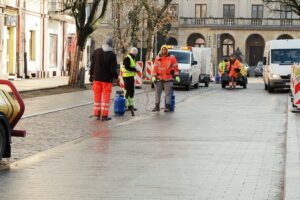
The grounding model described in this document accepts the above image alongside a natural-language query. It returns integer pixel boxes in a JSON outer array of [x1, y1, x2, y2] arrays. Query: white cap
[[129, 47, 138, 55]]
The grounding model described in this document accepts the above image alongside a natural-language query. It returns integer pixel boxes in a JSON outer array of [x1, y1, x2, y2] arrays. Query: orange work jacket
[[152, 54, 179, 81], [226, 59, 241, 78]]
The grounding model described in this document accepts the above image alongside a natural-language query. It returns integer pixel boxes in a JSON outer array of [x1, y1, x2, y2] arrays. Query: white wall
[[25, 14, 41, 72], [48, 20, 63, 71]]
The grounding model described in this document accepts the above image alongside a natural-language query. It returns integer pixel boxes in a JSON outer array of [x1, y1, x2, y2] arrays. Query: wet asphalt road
[[0, 78, 288, 200]]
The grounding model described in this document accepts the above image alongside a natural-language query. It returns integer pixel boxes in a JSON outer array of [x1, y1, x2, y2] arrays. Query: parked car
[[241, 63, 250, 77], [255, 61, 264, 77]]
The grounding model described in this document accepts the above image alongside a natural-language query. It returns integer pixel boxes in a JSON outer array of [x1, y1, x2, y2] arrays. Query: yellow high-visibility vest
[[121, 55, 136, 77]]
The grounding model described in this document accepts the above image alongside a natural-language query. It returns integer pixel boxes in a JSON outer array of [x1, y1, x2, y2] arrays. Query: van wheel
[[268, 83, 274, 93], [194, 82, 199, 89], [222, 82, 226, 89], [243, 83, 247, 89], [0, 123, 7, 160], [205, 81, 209, 87], [185, 84, 190, 91]]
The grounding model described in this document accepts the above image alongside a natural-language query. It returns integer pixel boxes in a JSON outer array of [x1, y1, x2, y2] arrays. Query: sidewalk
[[10, 74, 89, 92], [285, 102, 300, 199]]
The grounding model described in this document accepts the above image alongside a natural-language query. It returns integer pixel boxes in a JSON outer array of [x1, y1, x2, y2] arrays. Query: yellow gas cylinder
[[0, 90, 20, 124]]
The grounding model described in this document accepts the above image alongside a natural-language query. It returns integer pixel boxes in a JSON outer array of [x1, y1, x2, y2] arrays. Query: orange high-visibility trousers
[[93, 81, 112, 117]]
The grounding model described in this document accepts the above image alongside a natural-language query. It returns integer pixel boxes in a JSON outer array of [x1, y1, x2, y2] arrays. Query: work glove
[[89, 75, 94, 83], [175, 76, 180, 83], [152, 77, 157, 83]]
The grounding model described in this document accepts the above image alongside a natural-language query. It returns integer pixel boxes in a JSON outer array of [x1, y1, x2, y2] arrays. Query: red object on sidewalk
[[93, 81, 112, 117]]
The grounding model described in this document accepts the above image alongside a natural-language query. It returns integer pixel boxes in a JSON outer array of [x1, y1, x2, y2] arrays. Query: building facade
[[0, 0, 85, 79], [168, 0, 300, 66]]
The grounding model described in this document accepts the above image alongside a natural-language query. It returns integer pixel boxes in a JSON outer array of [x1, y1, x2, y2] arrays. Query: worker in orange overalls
[[89, 37, 119, 121], [152, 45, 180, 112], [226, 54, 241, 89]]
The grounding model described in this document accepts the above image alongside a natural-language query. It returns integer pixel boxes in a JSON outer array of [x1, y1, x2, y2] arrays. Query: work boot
[[164, 104, 171, 112], [127, 105, 137, 111], [152, 104, 160, 112], [102, 116, 112, 121]]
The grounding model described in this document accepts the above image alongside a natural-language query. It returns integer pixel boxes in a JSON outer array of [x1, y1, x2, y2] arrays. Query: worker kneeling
[[121, 47, 139, 111], [152, 45, 180, 112]]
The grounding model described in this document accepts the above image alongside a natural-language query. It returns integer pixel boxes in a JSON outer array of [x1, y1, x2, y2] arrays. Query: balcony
[[48, 2, 69, 15], [179, 17, 300, 30], [2, 0, 18, 8], [48, 1, 74, 23]]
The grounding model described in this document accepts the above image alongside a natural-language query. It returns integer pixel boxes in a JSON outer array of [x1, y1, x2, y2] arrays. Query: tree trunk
[[68, 45, 83, 85], [145, 27, 154, 62]]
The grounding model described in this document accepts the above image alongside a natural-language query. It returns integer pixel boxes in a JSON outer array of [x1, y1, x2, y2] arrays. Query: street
[[0, 78, 288, 200]]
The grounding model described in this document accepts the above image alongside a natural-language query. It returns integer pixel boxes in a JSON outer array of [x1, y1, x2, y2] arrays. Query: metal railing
[[180, 17, 300, 28], [48, 2, 70, 15], [2, 0, 18, 7]]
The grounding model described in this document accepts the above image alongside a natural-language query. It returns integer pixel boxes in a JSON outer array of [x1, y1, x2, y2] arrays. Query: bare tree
[[262, 0, 300, 16], [61, 0, 109, 85], [112, 0, 143, 58], [141, 0, 173, 61]]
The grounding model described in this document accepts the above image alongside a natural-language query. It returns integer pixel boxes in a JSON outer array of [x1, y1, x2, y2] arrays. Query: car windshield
[[169, 51, 191, 64], [271, 49, 300, 65]]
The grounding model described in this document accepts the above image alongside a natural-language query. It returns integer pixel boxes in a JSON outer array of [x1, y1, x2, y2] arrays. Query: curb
[[284, 96, 300, 199]]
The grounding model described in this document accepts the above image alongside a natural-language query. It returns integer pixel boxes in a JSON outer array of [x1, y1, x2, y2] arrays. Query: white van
[[263, 40, 300, 92], [169, 47, 201, 90]]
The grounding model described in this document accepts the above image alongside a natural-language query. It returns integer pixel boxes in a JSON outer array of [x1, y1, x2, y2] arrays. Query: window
[[281, 5, 292, 19], [195, 38, 205, 47], [29, 30, 36, 61], [169, 4, 179, 20], [252, 5, 263, 18], [195, 4, 207, 18], [223, 4, 235, 19], [271, 49, 300, 64], [49, 34, 58, 68], [169, 51, 191, 64], [222, 39, 234, 57]]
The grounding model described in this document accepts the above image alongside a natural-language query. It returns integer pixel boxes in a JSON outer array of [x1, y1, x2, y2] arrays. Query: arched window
[[277, 34, 293, 40], [222, 38, 234, 57], [187, 33, 206, 47], [195, 38, 205, 47]]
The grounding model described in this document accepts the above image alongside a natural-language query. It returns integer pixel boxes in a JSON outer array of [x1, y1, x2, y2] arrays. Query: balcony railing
[[48, 2, 70, 15], [2, 0, 18, 7], [180, 17, 300, 29]]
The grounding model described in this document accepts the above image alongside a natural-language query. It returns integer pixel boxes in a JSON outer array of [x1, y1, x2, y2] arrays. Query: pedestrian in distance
[[89, 37, 119, 121], [152, 45, 180, 112], [219, 59, 228, 75], [121, 47, 139, 112], [226, 54, 241, 89]]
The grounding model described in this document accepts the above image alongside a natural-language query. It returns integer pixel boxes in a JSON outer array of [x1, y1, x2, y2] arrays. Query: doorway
[[5, 27, 15, 75], [246, 34, 265, 66]]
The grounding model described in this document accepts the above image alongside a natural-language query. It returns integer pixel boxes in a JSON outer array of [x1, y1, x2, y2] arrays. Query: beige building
[[168, 0, 300, 66]]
